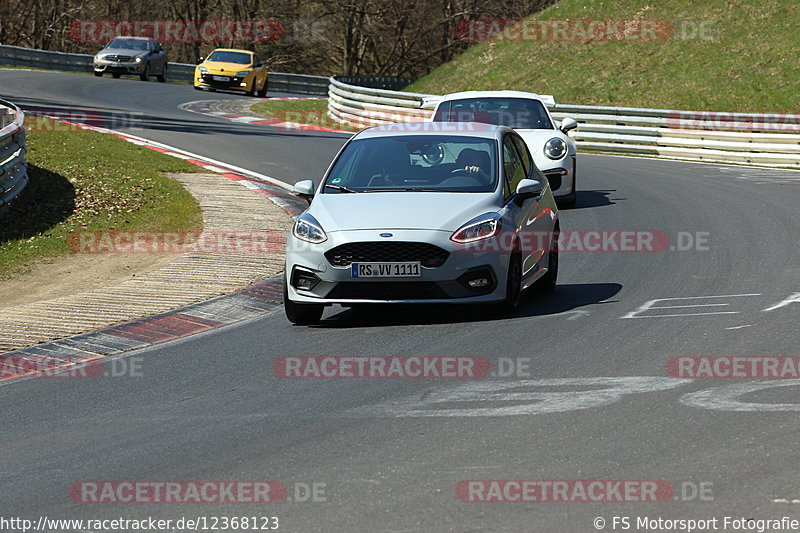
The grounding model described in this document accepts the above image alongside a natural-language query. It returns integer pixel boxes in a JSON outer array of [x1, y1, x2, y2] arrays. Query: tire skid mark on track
[[179, 98, 351, 134]]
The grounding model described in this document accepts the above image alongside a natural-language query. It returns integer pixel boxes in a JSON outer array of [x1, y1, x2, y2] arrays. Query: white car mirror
[[293, 180, 315, 202], [560, 117, 578, 133], [516, 178, 545, 200]]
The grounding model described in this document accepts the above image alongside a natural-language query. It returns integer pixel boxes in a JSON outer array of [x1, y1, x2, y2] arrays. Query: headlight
[[451, 213, 501, 244], [544, 138, 567, 160], [236, 70, 251, 77], [293, 214, 327, 244], [198, 66, 208, 74], [134, 56, 143, 63]]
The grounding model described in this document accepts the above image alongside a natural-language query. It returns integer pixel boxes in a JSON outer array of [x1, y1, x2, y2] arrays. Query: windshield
[[433, 97, 554, 130], [106, 39, 149, 51], [207, 51, 252, 64], [324, 135, 498, 193]]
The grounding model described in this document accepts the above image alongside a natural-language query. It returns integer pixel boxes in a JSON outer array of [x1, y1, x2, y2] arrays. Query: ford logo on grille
[[379, 233, 393, 238]]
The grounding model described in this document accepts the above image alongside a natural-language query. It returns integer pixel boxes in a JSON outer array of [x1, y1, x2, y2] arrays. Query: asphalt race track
[[2, 70, 800, 532]]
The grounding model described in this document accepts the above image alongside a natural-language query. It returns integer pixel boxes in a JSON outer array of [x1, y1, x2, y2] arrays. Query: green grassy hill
[[407, 0, 797, 112]]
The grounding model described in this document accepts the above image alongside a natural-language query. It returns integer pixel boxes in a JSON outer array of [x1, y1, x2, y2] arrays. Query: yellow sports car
[[194, 48, 268, 96]]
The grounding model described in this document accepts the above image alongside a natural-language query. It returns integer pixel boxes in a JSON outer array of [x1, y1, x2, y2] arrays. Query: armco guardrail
[[327, 78, 800, 168], [0, 44, 329, 95], [0, 99, 29, 211]]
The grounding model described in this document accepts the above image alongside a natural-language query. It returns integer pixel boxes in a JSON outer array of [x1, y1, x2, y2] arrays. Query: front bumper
[[285, 229, 512, 305], [542, 155, 576, 198], [93, 60, 144, 74], [194, 72, 253, 91]]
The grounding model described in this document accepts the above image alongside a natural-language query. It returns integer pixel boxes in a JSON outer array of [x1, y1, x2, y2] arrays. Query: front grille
[[325, 242, 449, 268], [104, 55, 132, 62], [327, 282, 448, 300]]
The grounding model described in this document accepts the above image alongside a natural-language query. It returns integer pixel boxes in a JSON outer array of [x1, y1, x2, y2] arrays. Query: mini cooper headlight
[[236, 70, 251, 77], [451, 213, 501, 244], [293, 214, 327, 244], [544, 137, 567, 160]]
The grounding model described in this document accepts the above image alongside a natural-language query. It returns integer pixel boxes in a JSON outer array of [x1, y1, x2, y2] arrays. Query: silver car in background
[[284, 122, 560, 325], [93, 36, 168, 82]]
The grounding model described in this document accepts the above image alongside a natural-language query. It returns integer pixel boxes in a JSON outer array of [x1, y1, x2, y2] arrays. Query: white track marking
[[621, 294, 761, 319], [345, 377, 692, 418], [764, 292, 800, 312], [681, 381, 800, 412]]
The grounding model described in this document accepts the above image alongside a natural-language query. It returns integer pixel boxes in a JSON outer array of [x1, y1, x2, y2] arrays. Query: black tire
[[495, 251, 522, 315], [246, 79, 256, 97], [283, 281, 324, 325], [257, 77, 268, 97], [157, 64, 166, 83], [139, 63, 149, 81], [112, 73, 121, 79], [536, 225, 559, 292], [94, 71, 102, 77]]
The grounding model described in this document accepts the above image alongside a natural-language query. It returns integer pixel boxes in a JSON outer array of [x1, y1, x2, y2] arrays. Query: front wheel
[[283, 282, 324, 325], [495, 251, 522, 315], [94, 71, 103, 77], [157, 64, 166, 83], [246, 79, 256, 97], [139, 63, 149, 81], [536, 226, 559, 292], [257, 77, 268, 97]]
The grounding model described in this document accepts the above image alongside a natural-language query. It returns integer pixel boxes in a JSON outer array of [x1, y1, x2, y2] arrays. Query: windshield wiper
[[324, 184, 358, 193], [364, 188, 444, 192]]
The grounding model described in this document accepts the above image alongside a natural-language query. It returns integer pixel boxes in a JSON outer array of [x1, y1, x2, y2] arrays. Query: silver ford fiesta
[[284, 121, 560, 325]]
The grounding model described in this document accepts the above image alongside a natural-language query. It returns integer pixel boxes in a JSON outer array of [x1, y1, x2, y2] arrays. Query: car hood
[[97, 48, 147, 58], [200, 61, 252, 73], [309, 192, 499, 232]]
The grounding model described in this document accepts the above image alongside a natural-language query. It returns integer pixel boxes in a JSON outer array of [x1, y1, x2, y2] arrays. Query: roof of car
[[112, 36, 157, 41], [209, 48, 255, 54], [356, 121, 511, 140], [429, 90, 556, 107]]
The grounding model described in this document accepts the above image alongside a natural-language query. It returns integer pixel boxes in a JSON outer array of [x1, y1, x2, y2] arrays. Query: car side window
[[503, 136, 526, 198], [510, 135, 532, 176]]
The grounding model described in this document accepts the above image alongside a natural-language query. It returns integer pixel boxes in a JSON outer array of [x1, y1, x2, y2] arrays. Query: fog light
[[457, 268, 496, 293], [292, 268, 320, 291], [240, 82, 247, 87]]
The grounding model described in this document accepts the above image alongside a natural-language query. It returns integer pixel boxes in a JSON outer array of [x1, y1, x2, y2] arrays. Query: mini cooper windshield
[[323, 135, 498, 193], [433, 98, 553, 130]]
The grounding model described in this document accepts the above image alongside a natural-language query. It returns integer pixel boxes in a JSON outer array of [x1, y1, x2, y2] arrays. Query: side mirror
[[254, 62, 263, 68], [515, 178, 545, 202], [197, 56, 205, 64], [560, 117, 578, 133], [293, 180, 315, 203]]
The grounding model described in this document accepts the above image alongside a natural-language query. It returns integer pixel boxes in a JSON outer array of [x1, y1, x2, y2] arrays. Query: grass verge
[[407, 0, 798, 112], [0, 117, 202, 274]]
